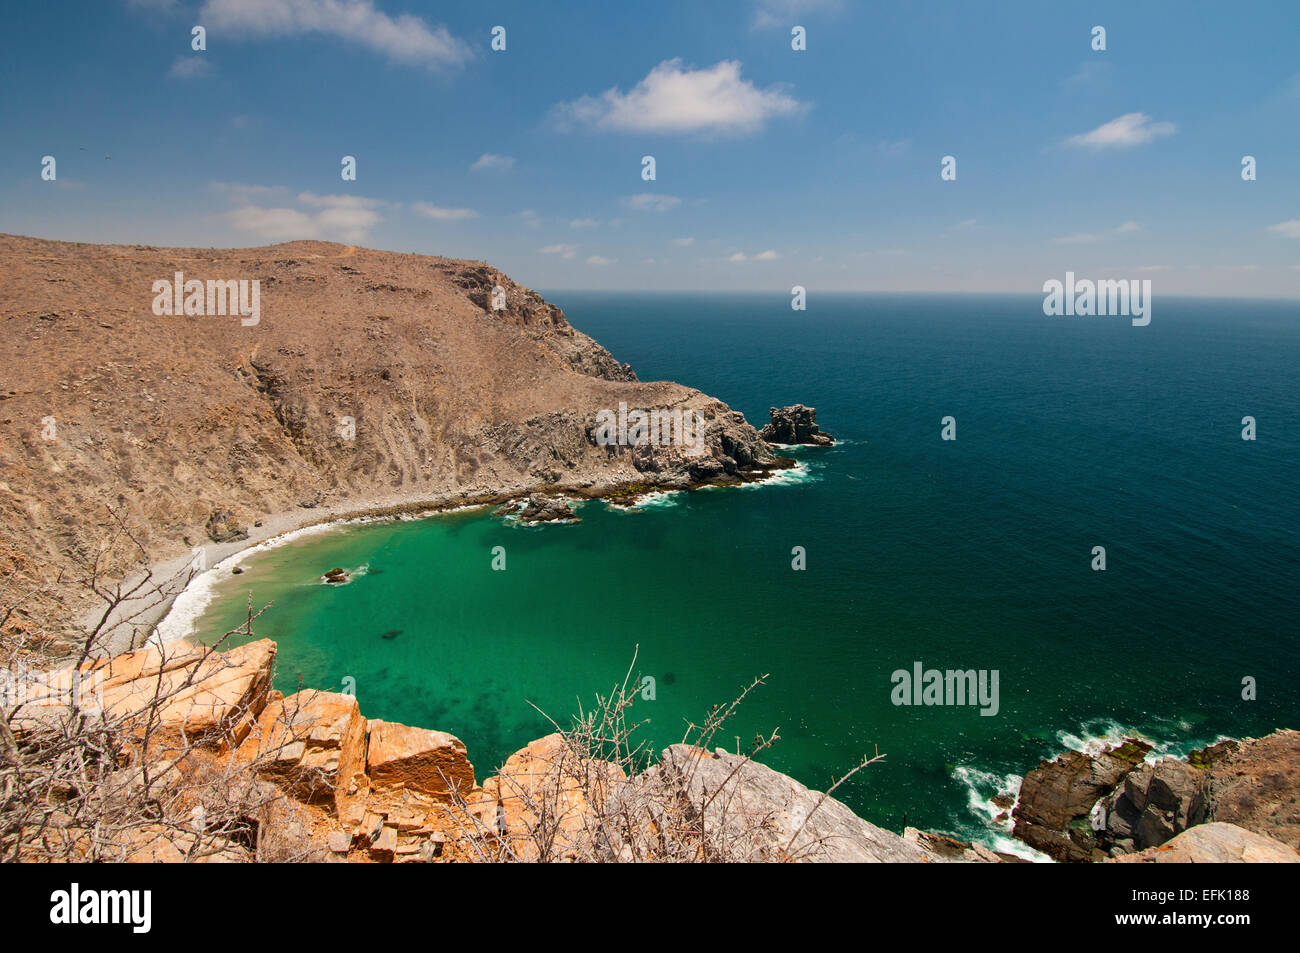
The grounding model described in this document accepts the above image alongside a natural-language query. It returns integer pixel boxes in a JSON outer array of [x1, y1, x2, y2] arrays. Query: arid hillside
[[0, 234, 776, 649]]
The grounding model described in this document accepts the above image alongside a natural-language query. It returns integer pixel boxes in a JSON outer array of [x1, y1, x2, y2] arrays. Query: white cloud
[[672, 237, 695, 246], [754, 249, 780, 260], [752, 0, 842, 29], [622, 193, 681, 212], [1052, 222, 1142, 244], [412, 202, 477, 221], [540, 244, 577, 260], [553, 59, 804, 136], [1065, 112, 1175, 149], [227, 206, 320, 241], [586, 255, 614, 266], [569, 218, 600, 228], [728, 252, 747, 262], [220, 187, 385, 242], [1267, 219, 1300, 238], [470, 153, 514, 172], [168, 56, 210, 79], [954, 219, 976, 228], [199, 0, 471, 68]]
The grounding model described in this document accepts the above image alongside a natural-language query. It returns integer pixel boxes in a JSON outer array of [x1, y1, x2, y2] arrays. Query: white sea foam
[[153, 503, 493, 644], [950, 763, 1053, 862], [153, 521, 344, 644]]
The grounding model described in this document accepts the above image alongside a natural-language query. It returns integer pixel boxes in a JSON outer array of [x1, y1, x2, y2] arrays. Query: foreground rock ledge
[[9, 638, 997, 862]]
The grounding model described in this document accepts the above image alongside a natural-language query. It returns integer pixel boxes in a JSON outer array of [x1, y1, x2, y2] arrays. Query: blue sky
[[2, 0, 1298, 295]]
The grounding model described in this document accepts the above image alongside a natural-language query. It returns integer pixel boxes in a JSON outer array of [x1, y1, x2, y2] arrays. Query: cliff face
[[0, 235, 776, 645]]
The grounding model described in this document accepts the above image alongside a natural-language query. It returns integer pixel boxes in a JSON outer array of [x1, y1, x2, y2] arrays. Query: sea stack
[[759, 404, 835, 446]]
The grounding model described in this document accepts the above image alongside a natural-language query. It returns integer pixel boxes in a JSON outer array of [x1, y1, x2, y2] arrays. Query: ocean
[[188, 292, 1300, 854]]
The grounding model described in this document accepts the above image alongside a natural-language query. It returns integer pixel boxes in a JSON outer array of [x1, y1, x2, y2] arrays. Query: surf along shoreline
[[92, 461, 799, 657]]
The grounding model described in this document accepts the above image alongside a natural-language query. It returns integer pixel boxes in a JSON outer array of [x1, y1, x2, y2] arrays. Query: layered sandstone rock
[[236, 689, 367, 807], [474, 733, 625, 861], [366, 720, 475, 799], [12, 638, 276, 754]]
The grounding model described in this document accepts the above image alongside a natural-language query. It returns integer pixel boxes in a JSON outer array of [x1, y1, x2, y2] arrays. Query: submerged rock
[[499, 493, 580, 524], [759, 404, 834, 446]]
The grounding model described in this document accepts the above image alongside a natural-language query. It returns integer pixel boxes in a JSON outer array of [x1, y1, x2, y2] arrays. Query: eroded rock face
[[474, 733, 625, 861], [237, 689, 367, 807], [1194, 730, 1300, 851], [0, 235, 775, 648], [1011, 738, 1153, 862], [759, 405, 835, 446], [641, 745, 935, 862], [1108, 822, 1299, 863], [366, 720, 475, 799], [1100, 758, 1208, 855], [12, 638, 277, 755]]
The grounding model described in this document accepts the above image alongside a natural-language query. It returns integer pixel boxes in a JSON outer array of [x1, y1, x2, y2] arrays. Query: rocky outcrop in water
[[1013, 731, 1300, 862], [1011, 738, 1153, 862], [759, 404, 835, 446]]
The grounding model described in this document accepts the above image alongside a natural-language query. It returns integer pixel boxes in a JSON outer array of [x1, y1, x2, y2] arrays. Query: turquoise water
[[192, 293, 1300, 850]]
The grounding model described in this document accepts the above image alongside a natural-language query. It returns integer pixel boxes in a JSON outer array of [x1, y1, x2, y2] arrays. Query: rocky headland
[[1011, 731, 1300, 862], [0, 235, 786, 656]]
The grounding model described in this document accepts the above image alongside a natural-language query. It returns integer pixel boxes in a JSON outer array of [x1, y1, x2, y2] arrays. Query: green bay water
[[190, 293, 1300, 853]]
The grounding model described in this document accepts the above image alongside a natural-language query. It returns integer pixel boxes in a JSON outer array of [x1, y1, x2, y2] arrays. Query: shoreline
[[94, 462, 798, 655]]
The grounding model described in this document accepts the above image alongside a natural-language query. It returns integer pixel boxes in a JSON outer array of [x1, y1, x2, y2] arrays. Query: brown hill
[[0, 234, 778, 651]]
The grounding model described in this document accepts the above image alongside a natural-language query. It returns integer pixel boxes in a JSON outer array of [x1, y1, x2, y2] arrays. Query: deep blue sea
[[196, 292, 1299, 854]]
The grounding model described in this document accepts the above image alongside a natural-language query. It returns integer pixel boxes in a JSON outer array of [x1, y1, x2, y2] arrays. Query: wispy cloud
[[412, 202, 477, 221], [167, 56, 211, 79], [586, 255, 614, 266], [199, 0, 471, 68], [540, 243, 578, 260], [751, 0, 843, 30], [1066, 112, 1175, 149], [1051, 222, 1142, 244], [469, 153, 514, 172], [569, 218, 600, 229], [672, 237, 695, 246], [223, 191, 385, 243], [552, 59, 805, 136], [1267, 219, 1300, 238], [622, 193, 681, 212]]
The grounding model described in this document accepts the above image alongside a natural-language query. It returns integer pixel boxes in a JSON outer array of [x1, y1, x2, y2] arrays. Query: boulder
[[476, 733, 624, 861], [758, 405, 834, 446], [366, 720, 475, 799], [12, 638, 277, 754], [1108, 822, 1300, 863], [205, 508, 249, 543], [236, 689, 366, 808], [1012, 738, 1152, 862], [641, 744, 934, 862]]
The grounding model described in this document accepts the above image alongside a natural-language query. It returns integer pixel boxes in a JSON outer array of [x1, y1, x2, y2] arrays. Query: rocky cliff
[[0, 235, 780, 651]]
